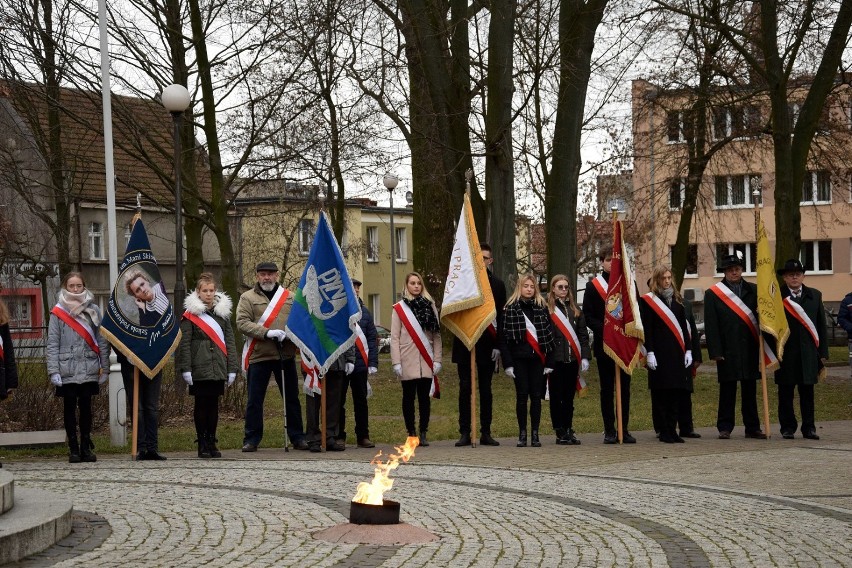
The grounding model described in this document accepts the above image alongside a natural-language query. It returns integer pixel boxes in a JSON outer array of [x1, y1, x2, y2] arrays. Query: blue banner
[[101, 217, 181, 378], [286, 212, 360, 375]]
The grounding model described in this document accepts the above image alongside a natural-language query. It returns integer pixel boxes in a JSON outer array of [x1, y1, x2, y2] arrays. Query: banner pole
[[615, 365, 623, 444], [470, 349, 477, 448], [321, 376, 327, 451], [131, 367, 139, 460], [753, 192, 771, 439]]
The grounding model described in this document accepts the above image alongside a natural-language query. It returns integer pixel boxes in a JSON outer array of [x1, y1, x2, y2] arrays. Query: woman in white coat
[[391, 272, 442, 446]]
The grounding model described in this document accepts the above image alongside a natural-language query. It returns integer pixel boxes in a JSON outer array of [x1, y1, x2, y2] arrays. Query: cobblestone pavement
[[5, 420, 852, 567]]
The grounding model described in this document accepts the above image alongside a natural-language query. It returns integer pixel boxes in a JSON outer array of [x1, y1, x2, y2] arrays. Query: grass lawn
[[3, 348, 849, 460]]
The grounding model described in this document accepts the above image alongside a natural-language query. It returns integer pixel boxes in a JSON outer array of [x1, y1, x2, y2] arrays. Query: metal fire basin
[[349, 500, 401, 525]]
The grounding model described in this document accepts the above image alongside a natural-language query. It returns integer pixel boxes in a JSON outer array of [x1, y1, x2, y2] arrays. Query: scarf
[[58, 288, 101, 327], [404, 295, 440, 332], [660, 286, 674, 306], [725, 279, 743, 298]]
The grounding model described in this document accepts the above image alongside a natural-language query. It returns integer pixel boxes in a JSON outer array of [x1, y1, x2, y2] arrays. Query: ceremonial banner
[[101, 217, 181, 378], [441, 193, 497, 349], [286, 211, 361, 376], [756, 217, 788, 368], [603, 220, 644, 373]]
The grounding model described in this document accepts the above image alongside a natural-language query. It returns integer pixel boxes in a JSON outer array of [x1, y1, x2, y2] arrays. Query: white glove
[[50, 373, 62, 387], [182, 372, 193, 385], [366, 380, 373, 398], [684, 350, 693, 368], [98, 372, 108, 385], [543, 367, 554, 375], [646, 352, 658, 370], [433, 362, 442, 375], [581, 358, 590, 372], [266, 329, 286, 342], [368, 366, 378, 375], [345, 362, 355, 375], [393, 364, 402, 377], [227, 372, 236, 386], [505, 367, 515, 379], [491, 349, 501, 362]]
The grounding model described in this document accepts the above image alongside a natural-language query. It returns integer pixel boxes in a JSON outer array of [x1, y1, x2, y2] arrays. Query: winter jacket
[[500, 299, 555, 369], [178, 291, 239, 382], [838, 292, 852, 335], [550, 300, 591, 364], [353, 298, 379, 373], [774, 285, 828, 386], [390, 300, 442, 381], [1, 322, 19, 399], [46, 303, 110, 385], [236, 283, 296, 364]]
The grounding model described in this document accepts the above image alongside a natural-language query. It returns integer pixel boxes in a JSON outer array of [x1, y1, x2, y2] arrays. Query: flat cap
[[256, 261, 279, 272]]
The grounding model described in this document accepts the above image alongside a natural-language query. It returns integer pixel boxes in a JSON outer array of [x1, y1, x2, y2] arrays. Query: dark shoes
[[603, 432, 618, 444], [802, 430, 820, 440], [357, 438, 376, 448], [681, 431, 702, 439], [197, 438, 212, 459], [530, 431, 541, 447], [718, 431, 731, 439], [80, 437, 97, 462], [68, 440, 81, 464], [292, 439, 310, 451], [309, 444, 322, 453], [517, 430, 527, 447], [139, 450, 168, 461], [480, 433, 500, 446], [745, 430, 767, 439], [455, 433, 472, 447], [660, 433, 685, 443], [327, 440, 346, 451], [241, 443, 258, 452], [557, 429, 581, 445], [781, 431, 795, 439], [418, 433, 429, 447], [622, 432, 637, 444]]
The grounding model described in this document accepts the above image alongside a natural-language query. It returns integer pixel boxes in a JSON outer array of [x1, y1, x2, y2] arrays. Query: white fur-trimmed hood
[[183, 291, 233, 318]]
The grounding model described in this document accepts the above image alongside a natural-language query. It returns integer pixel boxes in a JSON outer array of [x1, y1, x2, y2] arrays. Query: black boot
[[418, 431, 429, 447], [68, 436, 81, 464], [208, 433, 222, 458], [197, 433, 212, 459], [531, 430, 541, 447], [517, 430, 527, 447], [555, 428, 567, 444], [561, 429, 581, 445], [80, 436, 97, 462]]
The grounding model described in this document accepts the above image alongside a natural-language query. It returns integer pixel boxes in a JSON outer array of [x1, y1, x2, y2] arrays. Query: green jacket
[[774, 285, 828, 386], [178, 292, 238, 381], [704, 280, 759, 382]]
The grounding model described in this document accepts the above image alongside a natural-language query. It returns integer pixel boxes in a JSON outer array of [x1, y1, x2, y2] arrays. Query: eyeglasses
[[555, 285, 569, 290]]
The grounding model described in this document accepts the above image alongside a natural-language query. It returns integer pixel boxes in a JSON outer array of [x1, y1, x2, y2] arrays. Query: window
[[366, 226, 378, 262], [801, 171, 831, 204], [715, 243, 757, 274], [89, 222, 104, 259], [298, 219, 314, 255], [714, 174, 762, 208], [669, 178, 685, 210], [800, 240, 832, 273], [369, 294, 381, 327], [124, 223, 132, 247], [669, 244, 698, 276], [667, 110, 690, 143], [713, 105, 760, 139], [5, 295, 32, 327], [394, 227, 407, 261]]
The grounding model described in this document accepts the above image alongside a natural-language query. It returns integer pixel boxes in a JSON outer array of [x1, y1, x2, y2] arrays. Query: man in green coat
[[704, 254, 765, 439], [775, 259, 828, 440]]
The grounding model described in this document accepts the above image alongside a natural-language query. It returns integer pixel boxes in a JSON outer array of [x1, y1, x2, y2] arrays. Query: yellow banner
[[756, 217, 788, 368]]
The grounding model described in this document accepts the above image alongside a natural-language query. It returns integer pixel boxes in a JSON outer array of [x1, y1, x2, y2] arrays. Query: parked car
[[376, 325, 391, 353]]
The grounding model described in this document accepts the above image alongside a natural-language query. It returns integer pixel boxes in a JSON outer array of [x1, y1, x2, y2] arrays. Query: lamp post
[[384, 174, 399, 301], [161, 84, 191, 306]]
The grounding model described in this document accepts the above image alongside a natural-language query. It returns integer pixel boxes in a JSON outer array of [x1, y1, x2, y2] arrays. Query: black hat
[[777, 258, 805, 276], [351, 278, 362, 286], [716, 254, 745, 272], [256, 261, 279, 272]]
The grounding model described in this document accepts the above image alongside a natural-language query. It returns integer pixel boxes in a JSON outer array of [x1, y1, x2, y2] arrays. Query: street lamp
[[161, 84, 191, 306], [383, 174, 399, 301]]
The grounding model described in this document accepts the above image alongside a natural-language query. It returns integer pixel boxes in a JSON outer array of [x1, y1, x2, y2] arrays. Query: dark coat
[[683, 299, 702, 393], [774, 285, 828, 386], [550, 301, 591, 364], [177, 292, 238, 382], [452, 271, 507, 364], [639, 293, 690, 390], [0, 322, 18, 399], [704, 280, 759, 382], [500, 300, 555, 368], [354, 298, 379, 373], [838, 292, 852, 335], [582, 272, 608, 358]]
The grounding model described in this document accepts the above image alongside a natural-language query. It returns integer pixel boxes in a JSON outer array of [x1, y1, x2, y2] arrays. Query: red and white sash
[[241, 287, 290, 371], [708, 283, 778, 367], [0, 333, 5, 361], [642, 293, 686, 353], [51, 304, 99, 355], [393, 301, 441, 399], [183, 311, 227, 356], [550, 308, 581, 362], [523, 313, 545, 364], [354, 324, 369, 367], [591, 275, 608, 299], [300, 350, 322, 396], [784, 296, 819, 348]]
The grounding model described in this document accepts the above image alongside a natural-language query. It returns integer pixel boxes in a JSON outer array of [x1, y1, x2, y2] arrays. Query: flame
[[351, 436, 419, 505]]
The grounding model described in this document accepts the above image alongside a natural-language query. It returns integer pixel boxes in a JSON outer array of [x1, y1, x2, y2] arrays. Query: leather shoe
[[309, 444, 322, 453], [603, 432, 618, 444], [802, 430, 820, 440], [140, 450, 167, 461], [718, 431, 731, 439], [418, 433, 429, 447], [681, 431, 702, 439], [480, 433, 500, 446], [745, 430, 767, 439], [327, 440, 346, 452], [455, 433, 472, 447], [241, 443, 258, 452], [781, 431, 795, 439], [357, 438, 375, 448], [622, 432, 636, 444], [292, 439, 310, 451]]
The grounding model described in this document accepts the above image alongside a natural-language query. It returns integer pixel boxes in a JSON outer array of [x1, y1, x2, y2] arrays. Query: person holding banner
[[338, 279, 378, 448], [178, 273, 238, 458], [238, 262, 307, 452], [639, 266, 692, 444], [306, 347, 356, 452], [391, 272, 442, 447], [546, 274, 590, 445], [704, 254, 766, 439], [47, 272, 110, 463], [774, 259, 828, 440], [501, 273, 555, 448]]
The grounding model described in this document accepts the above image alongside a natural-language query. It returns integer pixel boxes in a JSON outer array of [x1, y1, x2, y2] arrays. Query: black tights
[[401, 378, 431, 435], [63, 394, 93, 441], [193, 395, 220, 438]]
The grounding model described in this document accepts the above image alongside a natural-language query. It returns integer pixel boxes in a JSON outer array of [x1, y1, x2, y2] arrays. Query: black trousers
[[549, 360, 579, 432], [717, 380, 760, 433], [597, 354, 631, 435], [777, 383, 815, 434], [457, 358, 496, 435], [402, 378, 431, 435], [653, 388, 680, 439], [63, 393, 93, 441], [121, 364, 162, 452], [193, 395, 220, 438], [513, 357, 545, 432], [306, 371, 344, 444], [339, 370, 370, 441], [676, 390, 695, 434]]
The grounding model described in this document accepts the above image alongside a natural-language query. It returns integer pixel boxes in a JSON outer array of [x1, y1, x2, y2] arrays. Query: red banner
[[602, 220, 644, 373]]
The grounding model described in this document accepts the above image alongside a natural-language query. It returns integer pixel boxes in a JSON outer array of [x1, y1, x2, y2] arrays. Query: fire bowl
[[349, 500, 401, 525]]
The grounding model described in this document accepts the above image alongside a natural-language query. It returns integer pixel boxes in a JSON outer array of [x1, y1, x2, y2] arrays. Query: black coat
[[500, 300, 555, 368], [683, 299, 702, 392], [582, 272, 609, 357], [0, 322, 19, 399], [354, 298, 379, 373], [452, 270, 507, 364], [774, 285, 828, 386], [639, 294, 690, 390], [551, 301, 591, 363], [704, 280, 759, 382]]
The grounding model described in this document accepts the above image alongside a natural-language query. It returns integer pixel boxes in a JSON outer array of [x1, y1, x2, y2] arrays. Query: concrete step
[[0, 487, 73, 565], [1, 469, 13, 514]]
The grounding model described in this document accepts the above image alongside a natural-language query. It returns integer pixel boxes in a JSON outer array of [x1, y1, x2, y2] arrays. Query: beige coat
[[390, 303, 442, 381], [236, 284, 296, 364]]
